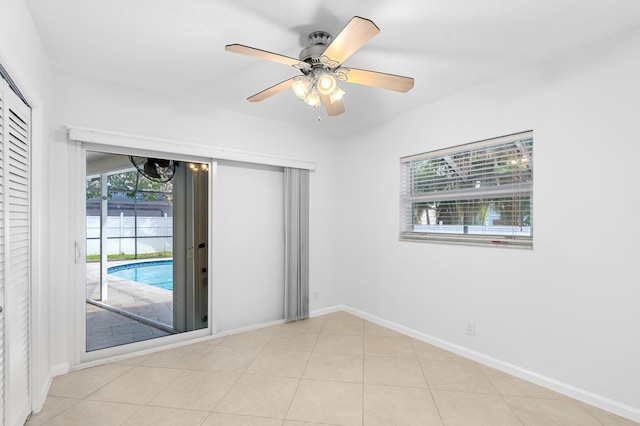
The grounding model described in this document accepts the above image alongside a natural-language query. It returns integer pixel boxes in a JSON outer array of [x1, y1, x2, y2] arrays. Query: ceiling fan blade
[[342, 68, 414, 93], [321, 16, 379, 66], [247, 78, 295, 102], [225, 44, 308, 69], [320, 94, 345, 116]]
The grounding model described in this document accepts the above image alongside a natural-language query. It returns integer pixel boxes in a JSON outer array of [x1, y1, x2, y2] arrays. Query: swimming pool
[[108, 260, 173, 291]]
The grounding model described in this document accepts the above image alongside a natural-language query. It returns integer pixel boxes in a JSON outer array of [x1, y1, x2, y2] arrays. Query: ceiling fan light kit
[[329, 86, 346, 104], [317, 72, 337, 95], [304, 86, 321, 108], [225, 16, 414, 117], [292, 76, 312, 99]]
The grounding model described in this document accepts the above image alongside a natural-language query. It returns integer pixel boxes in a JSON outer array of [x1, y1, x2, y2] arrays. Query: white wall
[[0, 0, 54, 414], [50, 72, 343, 367], [338, 27, 640, 418]]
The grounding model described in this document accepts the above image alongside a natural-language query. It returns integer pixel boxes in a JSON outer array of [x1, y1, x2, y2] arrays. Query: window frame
[[399, 131, 533, 249]]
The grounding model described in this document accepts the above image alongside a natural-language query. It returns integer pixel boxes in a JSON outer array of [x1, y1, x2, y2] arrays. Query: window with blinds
[[400, 131, 533, 248]]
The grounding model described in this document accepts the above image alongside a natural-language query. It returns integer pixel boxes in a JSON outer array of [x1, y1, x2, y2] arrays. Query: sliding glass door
[[84, 150, 209, 354]]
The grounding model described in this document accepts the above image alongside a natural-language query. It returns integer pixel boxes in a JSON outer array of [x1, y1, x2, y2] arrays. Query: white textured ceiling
[[25, 0, 640, 136]]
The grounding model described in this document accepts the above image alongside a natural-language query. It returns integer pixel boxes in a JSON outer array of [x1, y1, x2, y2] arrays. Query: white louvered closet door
[[0, 73, 4, 426], [0, 76, 31, 426]]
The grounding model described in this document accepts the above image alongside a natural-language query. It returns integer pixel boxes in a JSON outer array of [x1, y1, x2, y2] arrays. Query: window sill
[[400, 232, 533, 249]]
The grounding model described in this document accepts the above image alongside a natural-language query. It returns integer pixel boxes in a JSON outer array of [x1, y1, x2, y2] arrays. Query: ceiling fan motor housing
[[299, 31, 332, 68]]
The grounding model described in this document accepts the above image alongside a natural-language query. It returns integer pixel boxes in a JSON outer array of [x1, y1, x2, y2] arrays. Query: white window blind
[[400, 131, 533, 248]]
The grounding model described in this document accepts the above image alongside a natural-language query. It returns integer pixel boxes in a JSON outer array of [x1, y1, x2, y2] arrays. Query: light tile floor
[[27, 311, 639, 426]]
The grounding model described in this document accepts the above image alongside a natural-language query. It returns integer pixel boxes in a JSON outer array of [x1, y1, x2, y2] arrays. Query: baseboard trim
[[30, 370, 54, 414], [310, 305, 344, 318], [215, 318, 285, 336], [50, 363, 70, 377], [342, 305, 640, 423]]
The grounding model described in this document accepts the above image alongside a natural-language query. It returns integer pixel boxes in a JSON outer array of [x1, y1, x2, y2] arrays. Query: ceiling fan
[[225, 16, 414, 117]]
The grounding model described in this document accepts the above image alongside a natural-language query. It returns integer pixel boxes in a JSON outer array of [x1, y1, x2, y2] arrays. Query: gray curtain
[[284, 168, 310, 322]]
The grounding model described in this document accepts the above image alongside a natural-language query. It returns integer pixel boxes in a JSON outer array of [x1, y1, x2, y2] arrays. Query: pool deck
[[86, 259, 174, 352]]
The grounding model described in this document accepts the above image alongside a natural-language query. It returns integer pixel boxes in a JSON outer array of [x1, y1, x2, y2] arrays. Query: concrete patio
[[85, 260, 174, 352]]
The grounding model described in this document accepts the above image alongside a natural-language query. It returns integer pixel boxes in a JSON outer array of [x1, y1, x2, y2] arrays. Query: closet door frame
[[1, 74, 32, 426]]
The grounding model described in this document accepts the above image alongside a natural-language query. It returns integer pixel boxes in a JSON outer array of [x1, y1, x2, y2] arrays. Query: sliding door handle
[[74, 241, 82, 264]]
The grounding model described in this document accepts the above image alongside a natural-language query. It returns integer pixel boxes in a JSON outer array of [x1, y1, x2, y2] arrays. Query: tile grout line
[[473, 361, 605, 425], [281, 315, 327, 424], [115, 358, 197, 425], [44, 362, 141, 425], [473, 361, 526, 425], [137, 344, 220, 424], [411, 338, 446, 426], [208, 324, 283, 419]]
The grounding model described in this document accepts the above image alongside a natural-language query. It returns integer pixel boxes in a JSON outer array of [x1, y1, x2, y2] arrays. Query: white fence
[[86, 213, 173, 256]]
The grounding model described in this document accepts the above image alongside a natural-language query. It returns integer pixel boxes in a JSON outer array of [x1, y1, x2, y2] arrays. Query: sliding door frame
[[73, 141, 216, 366]]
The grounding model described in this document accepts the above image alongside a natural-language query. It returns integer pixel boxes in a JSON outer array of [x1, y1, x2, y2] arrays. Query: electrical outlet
[[465, 321, 476, 336], [313, 292, 319, 301]]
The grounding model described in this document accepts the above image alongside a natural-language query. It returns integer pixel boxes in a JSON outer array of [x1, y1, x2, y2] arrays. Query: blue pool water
[[108, 260, 173, 291]]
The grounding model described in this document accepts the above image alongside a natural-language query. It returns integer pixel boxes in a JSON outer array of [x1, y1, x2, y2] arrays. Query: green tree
[[87, 170, 173, 205]]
